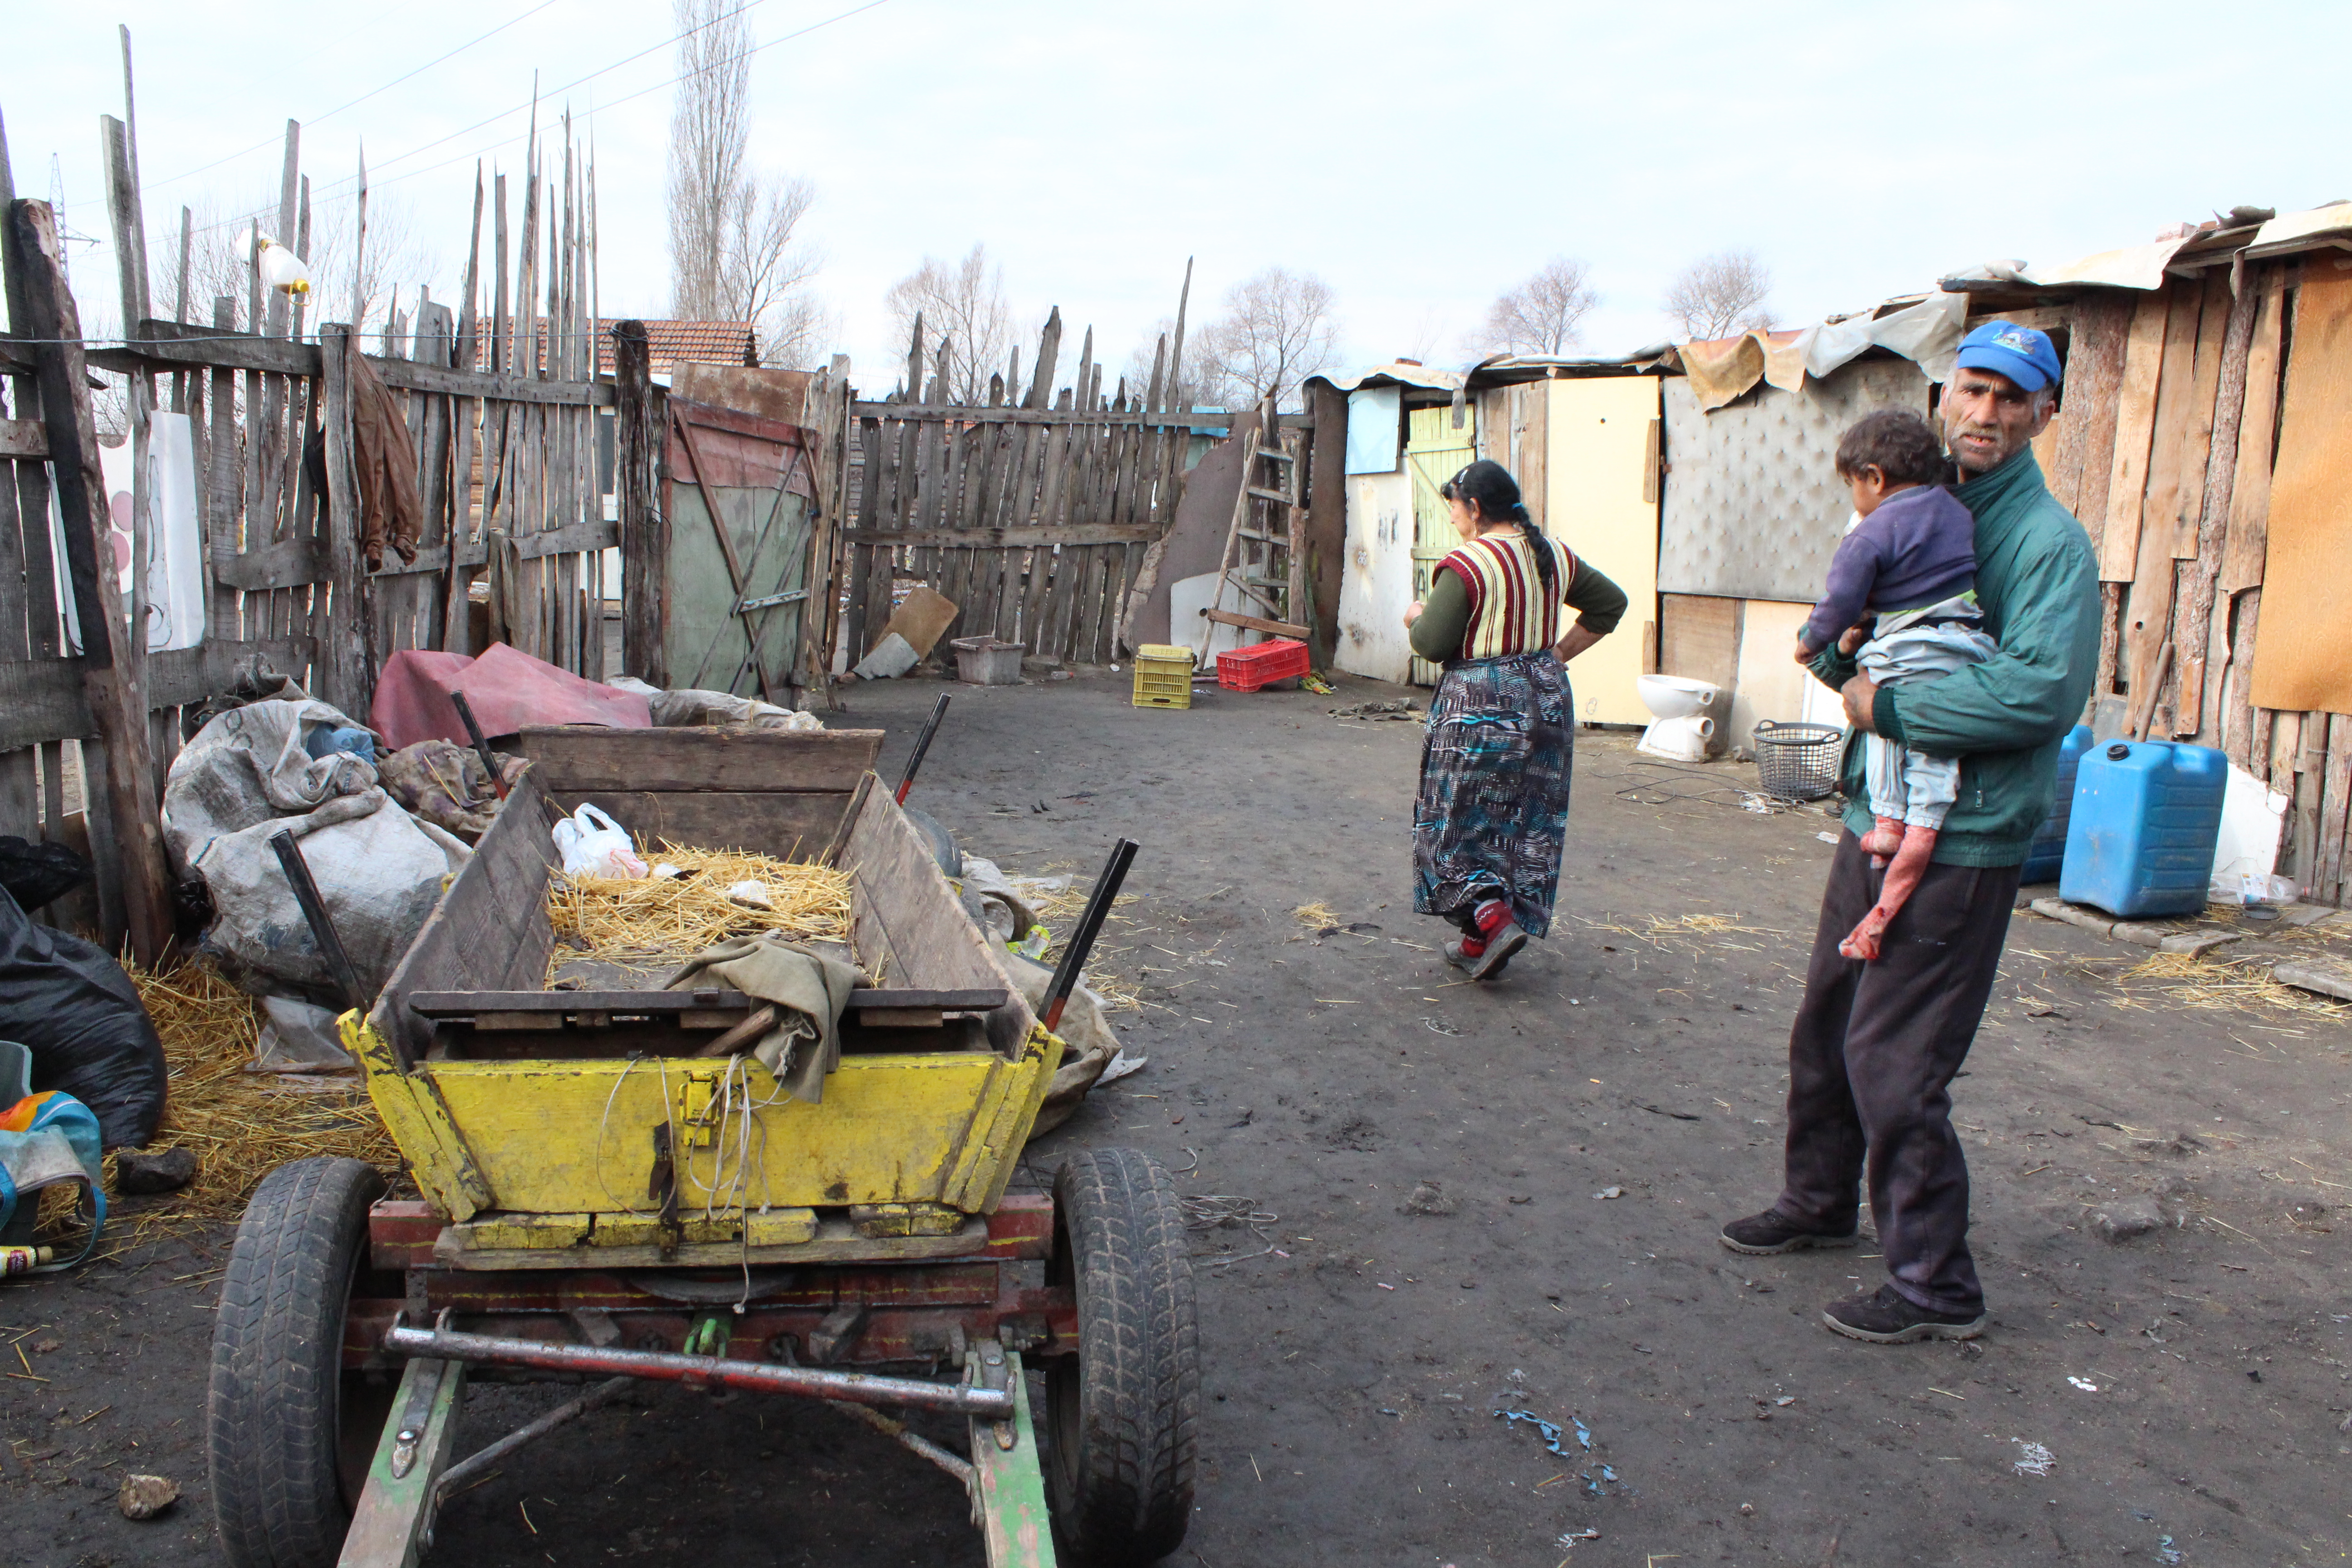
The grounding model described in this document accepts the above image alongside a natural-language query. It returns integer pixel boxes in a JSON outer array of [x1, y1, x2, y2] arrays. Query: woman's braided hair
[[1441, 458, 1558, 597]]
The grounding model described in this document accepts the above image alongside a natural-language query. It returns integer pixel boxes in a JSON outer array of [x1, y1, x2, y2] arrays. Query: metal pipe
[[433, 1376, 632, 1505], [269, 830, 365, 1011], [828, 1399, 977, 1487], [894, 692, 951, 805], [381, 1321, 1014, 1419], [1043, 838, 1137, 1032]]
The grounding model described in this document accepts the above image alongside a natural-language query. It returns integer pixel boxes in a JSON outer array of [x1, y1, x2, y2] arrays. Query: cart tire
[[1046, 1147, 1199, 1565], [208, 1156, 392, 1568]]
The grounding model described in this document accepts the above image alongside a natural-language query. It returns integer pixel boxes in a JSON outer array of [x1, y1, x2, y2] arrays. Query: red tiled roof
[[461, 318, 759, 377], [598, 320, 759, 376]]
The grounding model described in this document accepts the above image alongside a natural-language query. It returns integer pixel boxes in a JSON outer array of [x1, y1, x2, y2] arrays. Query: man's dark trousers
[[1774, 830, 2023, 1315]]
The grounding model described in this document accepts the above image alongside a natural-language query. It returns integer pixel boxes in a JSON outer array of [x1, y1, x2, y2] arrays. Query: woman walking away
[[1405, 460, 1627, 980]]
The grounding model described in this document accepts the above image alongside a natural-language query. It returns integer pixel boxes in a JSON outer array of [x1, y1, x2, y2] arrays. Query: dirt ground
[[7, 665, 2351, 1568]]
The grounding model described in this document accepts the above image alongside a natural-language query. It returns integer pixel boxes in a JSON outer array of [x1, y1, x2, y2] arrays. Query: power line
[[358, 0, 890, 200], [142, 0, 563, 193], [323, 0, 779, 191]]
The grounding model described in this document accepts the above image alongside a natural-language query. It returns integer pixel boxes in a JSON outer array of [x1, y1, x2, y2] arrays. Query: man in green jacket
[[1719, 321, 2102, 1343]]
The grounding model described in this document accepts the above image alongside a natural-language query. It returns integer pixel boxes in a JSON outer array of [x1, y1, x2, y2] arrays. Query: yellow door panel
[[1544, 378, 1661, 726]]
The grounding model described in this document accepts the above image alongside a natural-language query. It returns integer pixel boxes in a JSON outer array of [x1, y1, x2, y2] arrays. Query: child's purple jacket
[[1799, 484, 1979, 653]]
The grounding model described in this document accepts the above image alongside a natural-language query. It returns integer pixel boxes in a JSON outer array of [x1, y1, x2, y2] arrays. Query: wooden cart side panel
[[555, 790, 852, 859], [843, 785, 1039, 1055], [370, 768, 559, 1065], [517, 725, 883, 794], [944, 1025, 1064, 1213], [419, 1052, 1047, 1212]]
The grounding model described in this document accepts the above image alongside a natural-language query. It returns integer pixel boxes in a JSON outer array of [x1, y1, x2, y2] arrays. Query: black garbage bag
[[0, 887, 167, 1149], [0, 835, 91, 911]]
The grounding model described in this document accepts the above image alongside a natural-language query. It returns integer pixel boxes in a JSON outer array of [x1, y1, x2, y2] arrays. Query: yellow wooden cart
[[204, 726, 1196, 1568]]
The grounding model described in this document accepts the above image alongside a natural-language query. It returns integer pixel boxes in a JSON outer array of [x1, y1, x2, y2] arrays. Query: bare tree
[[1665, 249, 1773, 341], [1120, 315, 1214, 412], [1196, 266, 1338, 410], [666, 0, 828, 359], [158, 187, 438, 343], [885, 245, 1014, 404], [1485, 257, 1597, 355]]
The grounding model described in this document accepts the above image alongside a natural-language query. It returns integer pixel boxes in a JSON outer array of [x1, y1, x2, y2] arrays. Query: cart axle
[[382, 1318, 1015, 1418]]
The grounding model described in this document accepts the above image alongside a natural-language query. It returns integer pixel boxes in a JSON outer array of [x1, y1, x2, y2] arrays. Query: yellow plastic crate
[[1132, 644, 1195, 709]]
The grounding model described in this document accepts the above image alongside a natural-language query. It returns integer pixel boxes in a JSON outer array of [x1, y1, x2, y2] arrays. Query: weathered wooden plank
[[10, 200, 170, 960], [2098, 290, 2171, 583], [2137, 282, 2211, 573], [840, 785, 1035, 1058], [0, 417, 43, 458], [855, 522, 1160, 552], [316, 326, 370, 716], [210, 536, 325, 591], [2222, 587, 2262, 773], [2218, 270, 2287, 593], [2121, 284, 2210, 734], [2319, 713, 2352, 909], [516, 725, 882, 794], [2049, 297, 2129, 544], [205, 294, 241, 641], [2166, 271, 2234, 560], [129, 319, 612, 406], [407, 986, 1004, 1017], [2176, 274, 2260, 737]]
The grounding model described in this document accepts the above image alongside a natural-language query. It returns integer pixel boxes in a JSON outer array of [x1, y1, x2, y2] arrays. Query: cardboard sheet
[[2247, 266, 2352, 715]]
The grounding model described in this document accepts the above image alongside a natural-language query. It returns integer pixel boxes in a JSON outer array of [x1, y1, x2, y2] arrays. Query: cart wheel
[[1046, 1147, 1200, 1566], [208, 1156, 397, 1568]]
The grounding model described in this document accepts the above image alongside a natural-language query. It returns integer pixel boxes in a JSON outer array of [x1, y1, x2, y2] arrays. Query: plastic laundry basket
[[1753, 721, 1845, 802]]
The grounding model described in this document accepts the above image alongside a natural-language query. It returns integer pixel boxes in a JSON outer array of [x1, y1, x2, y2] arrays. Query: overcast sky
[[8, 0, 2348, 391]]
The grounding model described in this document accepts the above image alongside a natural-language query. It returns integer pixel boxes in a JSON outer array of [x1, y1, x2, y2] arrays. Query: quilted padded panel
[[1658, 358, 1930, 602]]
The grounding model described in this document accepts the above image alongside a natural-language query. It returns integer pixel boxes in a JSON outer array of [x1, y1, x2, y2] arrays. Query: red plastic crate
[[1216, 637, 1310, 692]]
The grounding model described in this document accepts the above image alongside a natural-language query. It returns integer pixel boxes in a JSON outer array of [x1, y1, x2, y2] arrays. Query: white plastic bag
[[552, 804, 647, 880]]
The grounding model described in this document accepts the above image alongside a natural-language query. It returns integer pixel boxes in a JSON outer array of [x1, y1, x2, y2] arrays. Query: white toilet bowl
[[1637, 672, 1719, 720], [1637, 674, 1726, 760]]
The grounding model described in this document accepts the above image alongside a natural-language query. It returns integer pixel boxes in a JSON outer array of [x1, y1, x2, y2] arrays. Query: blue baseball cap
[[1954, 320, 2063, 392]]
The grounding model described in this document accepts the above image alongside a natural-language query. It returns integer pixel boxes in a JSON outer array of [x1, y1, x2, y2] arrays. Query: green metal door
[[1404, 404, 1475, 687]]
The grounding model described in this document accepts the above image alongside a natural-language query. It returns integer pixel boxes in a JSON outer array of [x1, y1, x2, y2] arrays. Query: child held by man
[[1795, 409, 1995, 962]]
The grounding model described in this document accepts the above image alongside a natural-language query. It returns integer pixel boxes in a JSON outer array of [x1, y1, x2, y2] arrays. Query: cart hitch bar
[[381, 1317, 1014, 1418]]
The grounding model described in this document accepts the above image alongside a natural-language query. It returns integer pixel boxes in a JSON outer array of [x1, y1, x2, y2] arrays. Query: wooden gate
[[661, 398, 819, 705]]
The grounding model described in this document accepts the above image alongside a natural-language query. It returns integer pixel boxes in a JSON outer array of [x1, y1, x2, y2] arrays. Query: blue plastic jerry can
[[2058, 740, 2227, 919], [2020, 724, 2093, 884]]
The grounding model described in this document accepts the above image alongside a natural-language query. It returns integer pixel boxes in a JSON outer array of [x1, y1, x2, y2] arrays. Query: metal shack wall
[[1658, 356, 1929, 604]]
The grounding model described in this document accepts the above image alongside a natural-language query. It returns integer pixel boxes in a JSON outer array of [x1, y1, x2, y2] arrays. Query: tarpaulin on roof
[[1678, 290, 1966, 413]]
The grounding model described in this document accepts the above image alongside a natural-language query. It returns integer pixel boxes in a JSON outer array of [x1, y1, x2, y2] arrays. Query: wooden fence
[[837, 309, 1213, 667], [0, 107, 616, 959], [2005, 247, 2348, 904]]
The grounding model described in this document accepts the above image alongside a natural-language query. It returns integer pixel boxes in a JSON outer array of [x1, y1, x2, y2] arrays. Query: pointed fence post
[[9, 199, 172, 963]]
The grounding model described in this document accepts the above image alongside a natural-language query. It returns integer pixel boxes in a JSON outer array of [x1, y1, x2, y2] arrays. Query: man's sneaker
[[1718, 1210, 1861, 1256], [1821, 1284, 1986, 1343]]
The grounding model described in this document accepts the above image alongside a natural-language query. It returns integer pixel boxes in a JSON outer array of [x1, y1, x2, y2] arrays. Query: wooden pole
[[318, 323, 370, 714], [613, 319, 662, 684], [10, 199, 171, 963]]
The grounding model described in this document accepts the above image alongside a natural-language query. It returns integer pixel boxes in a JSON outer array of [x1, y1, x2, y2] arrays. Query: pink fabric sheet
[[369, 643, 652, 750]]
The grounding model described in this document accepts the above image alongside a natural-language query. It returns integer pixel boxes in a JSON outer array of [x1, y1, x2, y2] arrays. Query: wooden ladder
[[1196, 398, 1310, 659]]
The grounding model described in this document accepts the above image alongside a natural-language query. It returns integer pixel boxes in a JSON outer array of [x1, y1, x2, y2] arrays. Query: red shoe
[[1456, 899, 1526, 980]]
